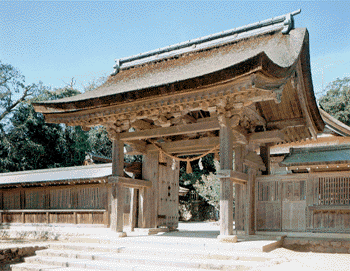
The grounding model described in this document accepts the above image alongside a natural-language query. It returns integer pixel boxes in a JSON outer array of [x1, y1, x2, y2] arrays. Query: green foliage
[[0, 61, 41, 124], [193, 159, 221, 211], [179, 153, 216, 186], [0, 81, 105, 172], [191, 154, 235, 213], [0, 102, 66, 171], [88, 126, 112, 158], [0, 61, 138, 173], [319, 77, 350, 125]]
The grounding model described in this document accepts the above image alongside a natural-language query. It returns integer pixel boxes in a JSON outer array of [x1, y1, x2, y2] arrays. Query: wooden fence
[[0, 183, 131, 226]]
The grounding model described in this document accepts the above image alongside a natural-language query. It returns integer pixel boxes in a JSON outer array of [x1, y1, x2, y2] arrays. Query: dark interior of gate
[[32, 11, 349, 238]]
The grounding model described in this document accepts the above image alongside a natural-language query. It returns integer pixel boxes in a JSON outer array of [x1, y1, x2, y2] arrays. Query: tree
[[0, 85, 90, 173], [179, 153, 216, 187], [319, 77, 350, 125], [193, 159, 221, 212], [82, 75, 108, 92], [88, 126, 112, 158], [0, 61, 39, 124], [0, 102, 67, 172]]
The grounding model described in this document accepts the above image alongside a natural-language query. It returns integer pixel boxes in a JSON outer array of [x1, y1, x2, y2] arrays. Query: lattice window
[[282, 180, 305, 201], [318, 177, 350, 205], [258, 181, 279, 201]]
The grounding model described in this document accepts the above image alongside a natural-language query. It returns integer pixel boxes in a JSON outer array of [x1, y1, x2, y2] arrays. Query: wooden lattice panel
[[258, 181, 279, 202], [318, 176, 350, 205]]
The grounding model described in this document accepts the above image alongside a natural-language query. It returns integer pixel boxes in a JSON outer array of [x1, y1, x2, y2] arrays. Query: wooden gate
[[158, 156, 180, 229], [282, 180, 306, 231]]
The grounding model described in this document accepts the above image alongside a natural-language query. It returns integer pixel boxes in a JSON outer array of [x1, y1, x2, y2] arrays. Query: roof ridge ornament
[[110, 9, 300, 75], [282, 13, 294, 34]]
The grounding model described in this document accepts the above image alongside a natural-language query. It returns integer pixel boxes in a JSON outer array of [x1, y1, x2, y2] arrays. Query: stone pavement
[[3, 222, 350, 270]]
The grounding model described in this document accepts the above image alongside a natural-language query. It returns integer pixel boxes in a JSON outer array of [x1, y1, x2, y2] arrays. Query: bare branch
[[0, 85, 33, 122]]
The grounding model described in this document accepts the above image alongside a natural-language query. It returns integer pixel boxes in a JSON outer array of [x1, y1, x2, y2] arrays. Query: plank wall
[[256, 172, 350, 233], [0, 182, 129, 226]]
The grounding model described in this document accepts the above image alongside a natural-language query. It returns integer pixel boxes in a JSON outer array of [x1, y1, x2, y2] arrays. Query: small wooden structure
[[255, 109, 350, 233], [0, 164, 114, 226], [32, 10, 328, 238]]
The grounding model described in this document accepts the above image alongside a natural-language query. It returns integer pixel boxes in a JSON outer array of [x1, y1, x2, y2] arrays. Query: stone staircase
[[11, 234, 288, 271]]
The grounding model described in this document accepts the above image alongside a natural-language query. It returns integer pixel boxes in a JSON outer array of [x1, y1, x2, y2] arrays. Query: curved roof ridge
[[319, 108, 350, 137], [33, 28, 307, 112], [112, 9, 301, 74]]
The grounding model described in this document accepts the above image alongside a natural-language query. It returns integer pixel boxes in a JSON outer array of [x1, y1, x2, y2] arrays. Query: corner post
[[110, 138, 127, 237]]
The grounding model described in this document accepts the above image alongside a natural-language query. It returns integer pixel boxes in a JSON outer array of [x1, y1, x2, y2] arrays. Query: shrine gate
[[33, 10, 326, 240]]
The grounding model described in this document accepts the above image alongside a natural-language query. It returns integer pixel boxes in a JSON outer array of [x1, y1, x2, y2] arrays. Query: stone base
[[217, 234, 238, 243], [148, 227, 170, 235], [132, 228, 170, 235], [115, 231, 127, 238]]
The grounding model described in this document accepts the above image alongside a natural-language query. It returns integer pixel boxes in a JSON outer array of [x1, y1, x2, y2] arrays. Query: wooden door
[[256, 181, 281, 231], [282, 180, 306, 231], [158, 156, 180, 229]]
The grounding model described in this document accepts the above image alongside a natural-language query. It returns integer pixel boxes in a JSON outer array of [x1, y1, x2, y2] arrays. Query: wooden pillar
[[138, 187, 145, 227], [260, 144, 271, 175], [110, 139, 126, 236], [106, 184, 111, 227], [245, 167, 257, 235], [244, 147, 264, 235], [234, 145, 245, 231], [219, 121, 234, 236], [129, 188, 138, 231], [141, 151, 159, 229]]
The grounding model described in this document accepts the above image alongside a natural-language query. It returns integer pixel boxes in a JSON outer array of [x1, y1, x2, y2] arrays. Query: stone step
[[11, 263, 64, 271], [49, 237, 277, 253], [40, 246, 277, 262], [23, 254, 265, 270], [12, 262, 222, 271]]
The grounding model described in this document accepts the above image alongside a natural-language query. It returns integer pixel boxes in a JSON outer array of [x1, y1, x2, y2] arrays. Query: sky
[[1, 1, 350, 98]]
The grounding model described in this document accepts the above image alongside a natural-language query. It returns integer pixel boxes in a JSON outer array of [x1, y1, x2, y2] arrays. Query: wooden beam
[[232, 126, 248, 145], [131, 119, 153, 130], [182, 114, 197, 124], [125, 141, 147, 155], [108, 176, 152, 189], [266, 118, 305, 130], [145, 137, 220, 154], [249, 130, 284, 144], [217, 170, 248, 184], [244, 106, 266, 126], [120, 120, 220, 141]]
